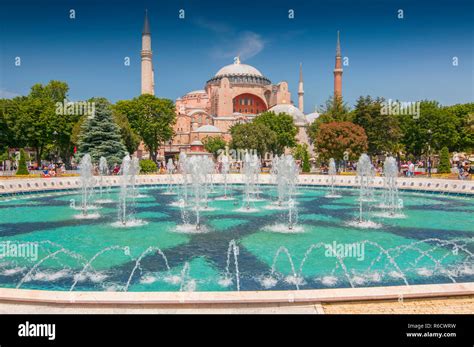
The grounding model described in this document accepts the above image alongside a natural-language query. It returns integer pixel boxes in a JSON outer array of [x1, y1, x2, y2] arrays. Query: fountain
[[203, 156, 215, 204], [326, 158, 341, 198], [381, 156, 404, 217], [351, 153, 380, 228], [75, 154, 99, 219], [218, 240, 240, 290], [96, 156, 112, 204], [130, 156, 141, 198], [266, 154, 301, 232], [241, 152, 261, 211], [176, 155, 211, 232], [8, 234, 472, 292], [115, 155, 144, 227], [165, 158, 175, 195], [3, 144, 474, 294], [220, 155, 231, 200], [178, 152, 189, 205]]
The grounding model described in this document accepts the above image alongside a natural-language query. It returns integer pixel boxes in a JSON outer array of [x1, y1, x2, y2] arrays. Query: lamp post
[[52, 131, 59, 163], [427, 129, 432, 178]]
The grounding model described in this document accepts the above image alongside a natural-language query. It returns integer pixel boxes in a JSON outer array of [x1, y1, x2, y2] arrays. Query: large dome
[[206, 57, 271, 86], [215, 63, 263, 77]]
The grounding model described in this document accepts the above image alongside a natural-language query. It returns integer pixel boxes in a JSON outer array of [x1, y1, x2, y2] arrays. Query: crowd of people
[[1, 153, 472, 180]]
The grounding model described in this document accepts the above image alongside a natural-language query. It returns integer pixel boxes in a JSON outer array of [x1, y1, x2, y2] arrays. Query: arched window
[[233, 93, 267, 114]]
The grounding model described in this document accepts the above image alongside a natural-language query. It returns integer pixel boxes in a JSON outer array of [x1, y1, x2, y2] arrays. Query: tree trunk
[[150, 148, 157, 163], [36, 148, 41, 168]]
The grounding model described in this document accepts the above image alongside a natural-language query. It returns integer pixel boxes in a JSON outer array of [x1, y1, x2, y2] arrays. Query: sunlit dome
[[269, 104, 307, 125], [215, 63, 263, 77], [195, 124, 221, 133], [207, 57, 271, 86]]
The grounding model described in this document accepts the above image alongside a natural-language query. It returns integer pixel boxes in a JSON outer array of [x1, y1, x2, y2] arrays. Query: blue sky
[[0, 0, 472, 112]]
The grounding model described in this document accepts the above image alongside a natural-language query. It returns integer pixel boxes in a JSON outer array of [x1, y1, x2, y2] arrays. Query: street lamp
[[427, 129, 432, 177], [53, 131, 58, 163]]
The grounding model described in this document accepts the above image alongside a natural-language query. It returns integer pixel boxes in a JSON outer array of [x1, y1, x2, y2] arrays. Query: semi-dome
[[269, 104, 307, 125], [195, 124, 221, 133], [305, 112, 320, 124], [186, 90, 207, 95]]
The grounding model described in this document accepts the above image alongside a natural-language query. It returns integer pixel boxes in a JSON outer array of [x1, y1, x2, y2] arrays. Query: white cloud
[[212, 31, 266, 61], [0, 89, 21, 99], [193, 18, 266, 61]]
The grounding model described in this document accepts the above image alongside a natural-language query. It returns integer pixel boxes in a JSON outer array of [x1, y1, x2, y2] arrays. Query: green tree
[[308, 95, 352, 141], [353, 96, 401, 155], [76, 98, 127, 164], [112, 111, 141, 154], [315, 122, 368, 162], [399, 101, 460, 157], [253, 111, 297, 155], [16, 149, 29, 175], [437, 146, 451, 174], [139, 159, 157, 174], [114, 94, 176, 163], [293, 143, 311, 173], [0, 98, 18, 151], [301, 149, 311, 173], [230, 122, 277, 156], [202, 136, 227, 158], [444, 103, 474, 151], [2, 81, 80, 166]]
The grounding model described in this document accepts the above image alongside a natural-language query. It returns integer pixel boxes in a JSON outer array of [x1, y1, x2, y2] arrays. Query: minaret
[[333, 30, 343, 99], [298, 63, 304, 112], [141, 10, 154, 95]]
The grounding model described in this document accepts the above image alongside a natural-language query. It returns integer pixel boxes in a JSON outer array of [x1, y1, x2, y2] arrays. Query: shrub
[[139, 159, 157, 174], [16, 149, 29, 175], [302, 148, 311, 173], [437, 147, 451, 174]]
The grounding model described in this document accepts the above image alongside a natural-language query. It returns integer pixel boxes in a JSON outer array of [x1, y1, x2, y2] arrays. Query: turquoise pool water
[[0, 185, 472, 292]]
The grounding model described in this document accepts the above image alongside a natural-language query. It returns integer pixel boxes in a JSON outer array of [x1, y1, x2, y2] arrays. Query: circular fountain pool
[[0, 185, 472, 292]]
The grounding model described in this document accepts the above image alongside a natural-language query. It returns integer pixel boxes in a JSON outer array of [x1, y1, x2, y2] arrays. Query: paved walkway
[[322, 295, 474, 314], [0, 301, 324, 314]]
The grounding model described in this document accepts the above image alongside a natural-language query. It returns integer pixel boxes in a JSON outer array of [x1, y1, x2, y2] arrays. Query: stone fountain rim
[[1, 174, 473, 196], [0, 282, 472, 305]]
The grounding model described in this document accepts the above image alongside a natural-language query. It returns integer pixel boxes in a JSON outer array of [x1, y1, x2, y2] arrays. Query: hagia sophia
[[139, 11, 343, 159]]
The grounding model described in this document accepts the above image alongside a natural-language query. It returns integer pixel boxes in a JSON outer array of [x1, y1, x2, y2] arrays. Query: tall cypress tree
[[77, 98, 127, 165], [16, 149, 29, 175], [437, 146, 451, 174]]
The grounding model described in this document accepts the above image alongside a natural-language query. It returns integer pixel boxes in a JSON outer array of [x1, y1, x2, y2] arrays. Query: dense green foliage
[[352, 96, 401, 155], [438, 147, 451, 174], [230, 122, 277, 156], [139, 159, 158, 173], [1, 80, 472, 173], [76, 98, 127, 165], [114, 94, 176, 162], [292, 143, 311, 172], [202, 136, 227, 158], [16, 149, 29, 175], [253, 111, 298, 155]]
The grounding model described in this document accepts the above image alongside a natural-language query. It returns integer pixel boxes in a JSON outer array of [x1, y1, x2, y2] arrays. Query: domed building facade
[[140, 12, 341, 159], [170, 56, 295, 155]]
